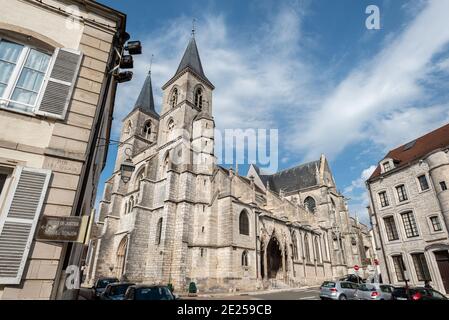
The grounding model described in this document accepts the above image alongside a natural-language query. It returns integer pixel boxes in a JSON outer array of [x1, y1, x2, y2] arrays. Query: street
[[192, 287, 321, 300]]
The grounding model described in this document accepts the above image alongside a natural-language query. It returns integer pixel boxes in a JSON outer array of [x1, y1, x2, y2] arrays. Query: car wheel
[[339, 295, 347, 300]]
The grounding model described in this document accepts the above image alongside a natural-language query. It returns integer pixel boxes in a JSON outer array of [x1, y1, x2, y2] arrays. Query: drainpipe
[[255, 210, 259, 280], [366, 181, 392, 284]]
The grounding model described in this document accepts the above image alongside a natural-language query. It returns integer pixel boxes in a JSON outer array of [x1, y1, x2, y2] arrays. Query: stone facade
[[0, 0, 126, 299], [89, 36, 373, 293], [367, 124, 449, 294]]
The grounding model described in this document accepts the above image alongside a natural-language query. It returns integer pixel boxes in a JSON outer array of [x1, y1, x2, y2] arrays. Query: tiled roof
[[369, 123, 449, 180]]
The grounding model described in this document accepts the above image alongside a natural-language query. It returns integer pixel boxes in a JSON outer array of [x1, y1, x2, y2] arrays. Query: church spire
[[172, 35, 214, 88], [132, 70, 159, 118]]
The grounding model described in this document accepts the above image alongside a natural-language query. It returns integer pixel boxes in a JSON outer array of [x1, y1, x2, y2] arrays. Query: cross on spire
[[191, 18, 196, 37]]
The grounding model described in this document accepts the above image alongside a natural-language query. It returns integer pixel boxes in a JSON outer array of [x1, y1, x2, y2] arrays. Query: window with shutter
[[0, 166, 51, 284], [36, 48, 82, 119]]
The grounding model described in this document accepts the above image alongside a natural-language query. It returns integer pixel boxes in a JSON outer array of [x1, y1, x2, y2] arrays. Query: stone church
[[87, 36, 373, 292]]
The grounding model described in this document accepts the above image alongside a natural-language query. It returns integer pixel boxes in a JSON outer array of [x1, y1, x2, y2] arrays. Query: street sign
[[354, 265, 360, 271], [36, 215, 82, 242]]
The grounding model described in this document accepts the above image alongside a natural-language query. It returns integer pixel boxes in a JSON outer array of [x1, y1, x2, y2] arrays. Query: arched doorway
[[267, 236, 282, 279], [116, 237, 128, 278]]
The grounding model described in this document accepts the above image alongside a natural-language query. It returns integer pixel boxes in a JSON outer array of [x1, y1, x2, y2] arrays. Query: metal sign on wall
[[36, 216, 81, 242]]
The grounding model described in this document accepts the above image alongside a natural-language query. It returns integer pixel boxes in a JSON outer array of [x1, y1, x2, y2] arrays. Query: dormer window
[[383, 161, 391, 172], [194, 88, 203, 109]]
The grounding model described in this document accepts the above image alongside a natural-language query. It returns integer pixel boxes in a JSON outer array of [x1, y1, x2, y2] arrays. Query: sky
[[97, 0, 449, 224]]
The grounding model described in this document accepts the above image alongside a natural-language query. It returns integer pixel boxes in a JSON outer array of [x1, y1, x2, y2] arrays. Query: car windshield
[[97, 279, 118, 288], [135, 287, 174, 300], [110, 284, 133, 296], [321, 281, 335, 288]]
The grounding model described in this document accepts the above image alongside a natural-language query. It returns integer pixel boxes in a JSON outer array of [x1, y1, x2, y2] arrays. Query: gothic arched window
[[304, 234, 311, 262], [241, 250, 248, 267], [314, 237, 321, 263], [167, 119, 175, 132], [155, 217, 163, 245], [143, 121, 152, 139], [292, 232, 299, 260], [239, 210, 249, 235], [194, 88, 203, 109], [304, 196, 316, 214], [170, 88, 178, 108]]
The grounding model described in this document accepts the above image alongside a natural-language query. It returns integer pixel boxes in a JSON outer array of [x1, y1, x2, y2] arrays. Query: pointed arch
[[304, 196, 316, 214], [239, 210, 250, 235], [304, 233, 311, 262], [292, 232, 299, 260], [143, 120, 152, 139], [170, 87, 178, 108], [194, 87, 203, 109], [314, 236, 322, 263], [124, 120, 132, 134], [115, 236, 128, 278], [241, 250, 248, 267], [134, 166, 145, 189]]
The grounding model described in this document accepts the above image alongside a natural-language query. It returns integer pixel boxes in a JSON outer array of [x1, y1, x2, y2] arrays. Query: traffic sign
[[354, 265, 360, 271]]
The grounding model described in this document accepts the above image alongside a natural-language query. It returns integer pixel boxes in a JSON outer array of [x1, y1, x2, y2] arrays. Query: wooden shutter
[[0, 167, 51, 284], [36, 48, 83, 119]]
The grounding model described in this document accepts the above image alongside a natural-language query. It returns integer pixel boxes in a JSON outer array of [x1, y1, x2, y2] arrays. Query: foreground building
[[89, 35, 373, 292], [0, 0, 126, 299], [367, 124, 449, 294]]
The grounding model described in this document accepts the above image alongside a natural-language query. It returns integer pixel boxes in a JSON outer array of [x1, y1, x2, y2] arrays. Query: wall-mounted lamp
[[120, 148, 135, 183]]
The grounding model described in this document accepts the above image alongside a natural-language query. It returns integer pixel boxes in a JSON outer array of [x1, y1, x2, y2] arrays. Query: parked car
[[339, 274, 365, 284], [392, 286, 448, 300], [354, 283, 395, 300], [320, 281, 358, 300], [100, 282, 135, 300], [92, 277, 119, 298], [124, 285, 178, 300]]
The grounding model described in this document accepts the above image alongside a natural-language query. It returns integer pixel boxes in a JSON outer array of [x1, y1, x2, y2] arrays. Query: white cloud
[[287, 0, 449, 160], [110, 4, 312, 141]]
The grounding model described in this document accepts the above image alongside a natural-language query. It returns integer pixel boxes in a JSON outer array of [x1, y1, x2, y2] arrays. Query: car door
[[380, 285, 393, 300], [340, 282, 355, 299]]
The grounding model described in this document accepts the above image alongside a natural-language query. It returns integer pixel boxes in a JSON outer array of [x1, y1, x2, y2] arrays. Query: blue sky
[[97, 0, 449, 224]]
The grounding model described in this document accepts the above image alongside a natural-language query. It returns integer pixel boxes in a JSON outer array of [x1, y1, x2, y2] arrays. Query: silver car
[[320, 281, 358, 300], [354, 283, 395, 300]]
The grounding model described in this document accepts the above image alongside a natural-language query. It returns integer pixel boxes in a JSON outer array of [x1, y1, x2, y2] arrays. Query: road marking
[[299, 296, 319, 300]]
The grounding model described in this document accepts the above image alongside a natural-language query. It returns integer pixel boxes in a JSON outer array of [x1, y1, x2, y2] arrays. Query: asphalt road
[[194, 287, 321, 300]]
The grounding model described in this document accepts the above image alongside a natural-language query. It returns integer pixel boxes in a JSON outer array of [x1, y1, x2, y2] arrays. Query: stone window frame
[[391, 254, 407, 282], [377, 189, 390, 209], [168, 86, 179, 109], [382, 214, 400, 242], [395, 183, 409, 203], [426, 214, 444, 234], [303, 196, 317, 214], [416, 173, 431, 193], [399, 210, 420, 239], [239, 209, 250, 236], [241, 250, 249, 267], [193, 83, 206, 110]]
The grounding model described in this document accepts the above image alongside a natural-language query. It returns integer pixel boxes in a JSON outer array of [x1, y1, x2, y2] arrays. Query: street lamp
[[120, 148, 135, 183]]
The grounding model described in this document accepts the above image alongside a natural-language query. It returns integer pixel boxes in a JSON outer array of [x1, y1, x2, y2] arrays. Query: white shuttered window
[[0, 37, 82, 119], [0, 167, 51, 284]]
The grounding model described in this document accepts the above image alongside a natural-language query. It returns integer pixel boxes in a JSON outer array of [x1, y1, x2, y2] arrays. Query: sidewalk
[[179, 285, 318, 299]]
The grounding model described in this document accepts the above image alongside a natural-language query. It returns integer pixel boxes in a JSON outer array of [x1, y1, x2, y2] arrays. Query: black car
[[339, 274, 365, 284], [124, 285, 177, 300], [392, 286, 448, 300], [92, 277, 119, 299], [100, 282, 135, 300]]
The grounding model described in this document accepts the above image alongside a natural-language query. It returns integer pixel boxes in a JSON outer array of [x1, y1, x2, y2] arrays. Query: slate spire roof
[[169, 36, 214, 88], [132, 70, 159, 118]]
